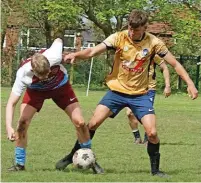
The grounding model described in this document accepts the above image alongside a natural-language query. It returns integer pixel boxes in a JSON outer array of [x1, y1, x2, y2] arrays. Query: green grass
[[1, 87, 201, 182]]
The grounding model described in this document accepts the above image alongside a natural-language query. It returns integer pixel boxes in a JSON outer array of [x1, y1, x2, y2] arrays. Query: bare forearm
[[164, 52, 195, 86], [174, 62, 194, 86], [63, 43, 107, 63], [5, 91, 20, 129], [6, 102, 16, 129], [74, 48, 94, 60], [162, 69, 170, 87]]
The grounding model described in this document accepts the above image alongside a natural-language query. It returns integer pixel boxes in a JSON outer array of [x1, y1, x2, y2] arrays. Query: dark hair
[[128, 9, 148, 28]]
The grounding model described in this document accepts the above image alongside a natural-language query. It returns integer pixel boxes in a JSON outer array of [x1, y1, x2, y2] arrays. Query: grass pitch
[[1, 87, 201, 182]]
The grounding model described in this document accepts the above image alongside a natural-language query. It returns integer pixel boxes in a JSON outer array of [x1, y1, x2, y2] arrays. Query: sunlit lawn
[[1, 87, 201, 182]]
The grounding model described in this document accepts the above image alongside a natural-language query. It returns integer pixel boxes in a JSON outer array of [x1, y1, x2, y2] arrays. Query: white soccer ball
[[72, 148, 96, 169]]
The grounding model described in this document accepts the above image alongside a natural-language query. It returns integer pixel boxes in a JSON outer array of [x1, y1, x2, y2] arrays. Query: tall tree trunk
[[44, 19, 52, 47]]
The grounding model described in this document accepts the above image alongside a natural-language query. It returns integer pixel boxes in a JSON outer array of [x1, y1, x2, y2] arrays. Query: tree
[[1, 0, 21, 85], [20, 0, 82, 46], [2, 0, 200, 88], [151, 0, 201, 55], [1, 0, 13, 50], [74, 0, 148, 36]]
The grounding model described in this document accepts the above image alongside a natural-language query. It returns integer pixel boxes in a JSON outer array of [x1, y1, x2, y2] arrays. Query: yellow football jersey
[[103, 30, 168, 95]]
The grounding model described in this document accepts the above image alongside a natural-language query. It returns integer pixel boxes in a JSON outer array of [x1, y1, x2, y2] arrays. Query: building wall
[[4, 27, 20, 53]]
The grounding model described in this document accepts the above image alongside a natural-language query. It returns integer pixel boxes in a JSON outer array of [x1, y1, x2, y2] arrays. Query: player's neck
[[133, 32, 146, 42]]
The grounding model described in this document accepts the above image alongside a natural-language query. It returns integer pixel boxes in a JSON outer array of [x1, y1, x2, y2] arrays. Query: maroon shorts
[[22, 81, 78, 112]]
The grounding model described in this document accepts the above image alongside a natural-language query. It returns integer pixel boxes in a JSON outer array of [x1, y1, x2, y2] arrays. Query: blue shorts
[[99, 90, 156, 121], [147, 89, 156, 105]]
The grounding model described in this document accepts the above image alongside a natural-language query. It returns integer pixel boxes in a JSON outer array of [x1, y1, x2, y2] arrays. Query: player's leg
[[56, 104, 112, 172], [87, 90, 126, 149], [142, 91, 166, 176], [55, 90, 125, 172], [52, 82, 91, 147], [143, 132, 148, 145], [143, 89, 156, 145], [8, 104, 37, 171], [129, 94, 168, 177], [55, 104, 113, 171], [55, 102, 92, 172], [141, 114, 167, 177], [52, 82, 108, 172], [8, 88, 44, 171], [126, 107, 142, 144], [64, 102, 91, 146], [85, 104, 114, 174]]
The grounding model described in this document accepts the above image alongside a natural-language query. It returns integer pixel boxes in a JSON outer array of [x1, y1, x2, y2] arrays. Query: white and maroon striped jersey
[[12, 38, 68, 96]]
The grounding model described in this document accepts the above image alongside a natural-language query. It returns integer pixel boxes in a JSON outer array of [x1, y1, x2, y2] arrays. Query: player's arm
[[6, 69, 26, 141], [63, 32, 117, 64], [163, 51, 198, 99], [159, 62, 171, 97], [6, 92, 21, 141], [63, 43, 107, 64], [43, 38, 63, 65]]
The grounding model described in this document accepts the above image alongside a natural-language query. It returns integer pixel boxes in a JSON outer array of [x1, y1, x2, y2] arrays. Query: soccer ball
[[72, 148, 96, 169]]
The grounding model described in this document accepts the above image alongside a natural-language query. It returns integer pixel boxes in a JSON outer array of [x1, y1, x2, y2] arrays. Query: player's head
[[31, 53, 50, 80], [128, 9, 148, 41]]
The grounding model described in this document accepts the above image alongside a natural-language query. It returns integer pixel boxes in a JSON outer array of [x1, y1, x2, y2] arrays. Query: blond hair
[[31, 53, 50, 75], [128, 9, 148, 28]]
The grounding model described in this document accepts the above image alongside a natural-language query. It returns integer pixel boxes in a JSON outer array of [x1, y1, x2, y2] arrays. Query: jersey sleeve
[[154, 38, 169, 58], [42, 38, 63, 65], [154, 55, 164, 65], [12, 68, 26, 96], [103, 33, 118, 49]]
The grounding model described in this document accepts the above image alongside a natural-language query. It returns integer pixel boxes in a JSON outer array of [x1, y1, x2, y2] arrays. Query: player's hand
[[6, 127, 16, 142], [63, 53, 76, 64], [187, 84, 198, 100], [163, 86, 171, 98]]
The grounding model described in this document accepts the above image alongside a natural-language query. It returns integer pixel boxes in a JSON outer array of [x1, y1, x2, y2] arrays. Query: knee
[[88, 121, 98, 131], [16, 118, 30, 138], [126, 110, 133, 117], [73, 118, 86, 128], [17, 118, 30, 130], [146, 130, 157, 140], [126, 109, 133, 117]]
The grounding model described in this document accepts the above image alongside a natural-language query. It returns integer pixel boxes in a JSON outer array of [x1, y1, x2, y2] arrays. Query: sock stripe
[[15, 147, 26, 166], [80, 139, 92, 148]]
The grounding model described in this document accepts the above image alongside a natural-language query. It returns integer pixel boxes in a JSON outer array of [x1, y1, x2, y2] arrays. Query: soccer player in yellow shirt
[[127, 56, 171, 145], [56, 9, 198, 177]]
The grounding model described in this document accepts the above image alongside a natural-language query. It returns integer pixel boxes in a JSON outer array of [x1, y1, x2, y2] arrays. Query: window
[[20, 28, 28, 48], [64, 33, 76, 49], [20, 28, 46, 49], [89, 43, 95, 47], [81, 42, 95, 50], [28, 29, 46, 48]]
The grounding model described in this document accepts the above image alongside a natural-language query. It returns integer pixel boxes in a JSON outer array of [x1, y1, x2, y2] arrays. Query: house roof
[[147, 22, 174, 35]]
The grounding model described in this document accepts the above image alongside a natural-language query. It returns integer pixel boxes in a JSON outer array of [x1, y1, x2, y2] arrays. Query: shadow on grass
[[161, 142, 196, 146], [62, 168, 93, 174], [40, 167, 95, 175], [166, 167, 201, 176], [38, 166, 201, 178], [58, 168, 151, 176], [104, 168, 150, 174], [39, 166, 147, 175]]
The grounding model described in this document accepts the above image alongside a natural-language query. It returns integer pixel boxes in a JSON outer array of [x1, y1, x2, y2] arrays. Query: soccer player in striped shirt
[[6, 38, 92, 171]]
